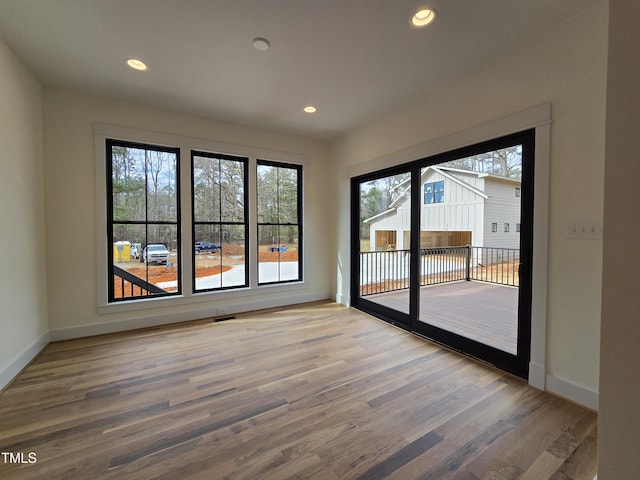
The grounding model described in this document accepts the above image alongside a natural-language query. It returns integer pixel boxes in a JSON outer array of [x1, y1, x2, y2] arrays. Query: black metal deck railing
[[469, 246, 520, 287], [360, 245, 519, 296], [113, 265, 167, 299]]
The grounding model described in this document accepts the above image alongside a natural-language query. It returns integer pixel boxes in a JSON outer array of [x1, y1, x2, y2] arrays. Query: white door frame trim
[[347, 104, 551, 391]]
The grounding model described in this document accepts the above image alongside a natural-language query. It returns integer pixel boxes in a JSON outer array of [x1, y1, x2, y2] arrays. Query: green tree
[[111, 145, 179, 248], [257, 164, 299, 245], [193, 155, 246, 245], [359, 173, 409, 240]]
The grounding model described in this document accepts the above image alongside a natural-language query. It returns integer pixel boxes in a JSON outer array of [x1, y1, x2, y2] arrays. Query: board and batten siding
[[366, 169, 521, 252], [367, 170, 486, 250], [420, 171, 485, 248]]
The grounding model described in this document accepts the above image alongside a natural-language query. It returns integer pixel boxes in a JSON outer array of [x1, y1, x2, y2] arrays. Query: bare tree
[[440, 146, 522, 179]]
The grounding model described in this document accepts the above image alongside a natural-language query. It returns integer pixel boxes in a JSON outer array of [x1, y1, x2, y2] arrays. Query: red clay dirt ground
[[114, 245, 299, 298]]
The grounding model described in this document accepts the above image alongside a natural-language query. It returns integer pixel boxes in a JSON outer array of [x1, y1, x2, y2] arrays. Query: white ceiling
[[0, 0, 594, 140]]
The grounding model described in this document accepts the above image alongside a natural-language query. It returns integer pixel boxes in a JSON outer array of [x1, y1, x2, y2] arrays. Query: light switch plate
[[568, 219, 603, 240]]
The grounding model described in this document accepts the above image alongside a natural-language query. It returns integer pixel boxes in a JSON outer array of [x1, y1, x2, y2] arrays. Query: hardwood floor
[[0, 301, 597, 479]]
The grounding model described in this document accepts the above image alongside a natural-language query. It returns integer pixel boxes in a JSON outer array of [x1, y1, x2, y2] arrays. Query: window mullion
[[180, 146, 193, 296], [248, 157, 259, 288]]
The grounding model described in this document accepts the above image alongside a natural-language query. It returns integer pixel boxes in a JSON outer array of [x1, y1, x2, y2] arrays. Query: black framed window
[[492, 222, 498, 232], [504, 223, 510, 232], [424, 180, 444, 203], [107, 140, 180, 302], [257, 160, 302, 284], [192, 151, 248, 292]]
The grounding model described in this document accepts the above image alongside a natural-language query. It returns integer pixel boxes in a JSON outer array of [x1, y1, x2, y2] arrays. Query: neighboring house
[[365, 166, 521, 251]]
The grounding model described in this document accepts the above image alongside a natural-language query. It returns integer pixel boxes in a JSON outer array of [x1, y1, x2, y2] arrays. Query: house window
[[491, 222, 498, 232], [515, 187, 521, 197], [257, 160, 303, 284], [424, 180, 444, 204], [107, 140, 181, 302], [192, 151, 248, 292], [100, 126, 307, 308], [504, 223, 510, 232], [516, 223, 521, 232]]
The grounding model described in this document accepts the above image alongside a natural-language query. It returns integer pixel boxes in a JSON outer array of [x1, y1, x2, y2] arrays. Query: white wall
[[332, 0, 606, 404], [0, 37, 49, 387], [43, 88, 332, 337], [598, 0, 640, 477], [0, 1, 609, 413]]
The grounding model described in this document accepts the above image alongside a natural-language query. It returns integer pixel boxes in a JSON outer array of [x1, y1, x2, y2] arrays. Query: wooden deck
[[366, 281, 519, 354]]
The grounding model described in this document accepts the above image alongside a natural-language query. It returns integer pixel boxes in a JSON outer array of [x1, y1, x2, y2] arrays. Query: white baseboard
[[528, 361, 546, 391], [546, 374, 599, 411], [50, 293, 328, 341], [334, 293, 349, 306], [4, 305, 600, 418], [3, 295, 328, 389], [50, 310, 211, 341], [0, 331, 50, 391]]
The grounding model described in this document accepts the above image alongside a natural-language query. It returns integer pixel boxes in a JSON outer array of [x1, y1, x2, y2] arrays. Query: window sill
[[97, 281, 307, 316]]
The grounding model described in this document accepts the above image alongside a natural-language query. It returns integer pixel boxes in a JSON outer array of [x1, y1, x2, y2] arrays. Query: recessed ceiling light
[[252, 37, 270, 51], [126, 58, 147, 71], [303, 106, 317, 114], [411, 7, 437, 28]]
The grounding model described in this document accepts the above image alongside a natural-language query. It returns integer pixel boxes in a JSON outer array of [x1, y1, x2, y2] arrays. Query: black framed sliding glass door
[[351, 130, 534, 378], [351, 166, 413, 329]]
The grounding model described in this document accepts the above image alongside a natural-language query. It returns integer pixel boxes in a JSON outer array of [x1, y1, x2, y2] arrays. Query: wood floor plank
[[369, 282, 519, 353], [549, 430, 598, 480], [0, 301, 597, 479]]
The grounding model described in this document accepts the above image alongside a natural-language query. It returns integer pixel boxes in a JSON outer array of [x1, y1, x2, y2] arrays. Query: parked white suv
[[141, 244, 171, 265]]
